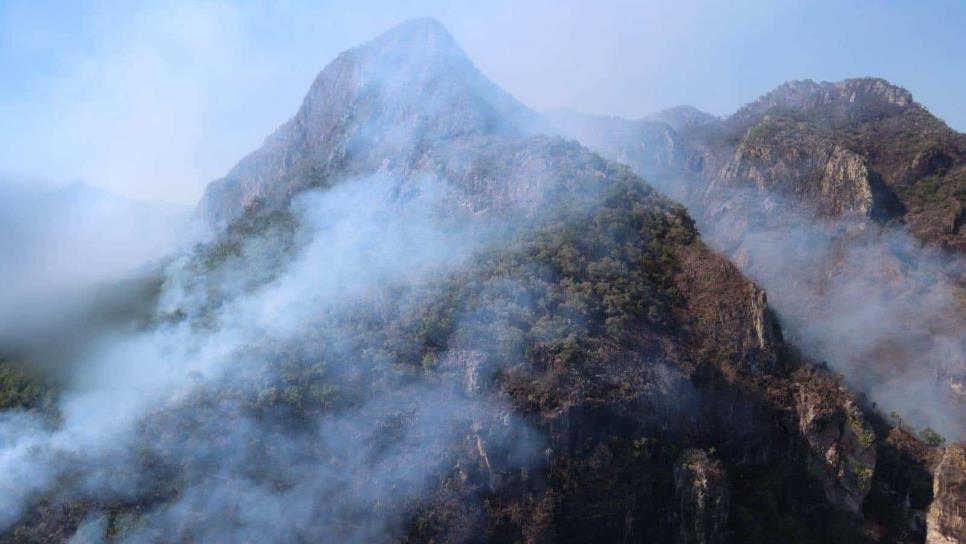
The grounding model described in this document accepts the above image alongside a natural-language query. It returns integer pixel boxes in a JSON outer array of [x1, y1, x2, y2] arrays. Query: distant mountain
[[702, 78, 965, 251], [544, 109, 686, 183], [1, 21, 958, 544], [554, 79, 965, 251], [644, 105, 720, 132], [727, 78, 914, 128]]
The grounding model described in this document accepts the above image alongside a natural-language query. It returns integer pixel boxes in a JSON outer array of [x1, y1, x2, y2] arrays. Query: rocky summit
[[199, 18, 541, 227], [0, 18, 963, 544]]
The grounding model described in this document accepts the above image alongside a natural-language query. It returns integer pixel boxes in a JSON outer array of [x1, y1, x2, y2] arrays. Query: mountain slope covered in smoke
[[0, 19, 960, 544], [550, 78, 966, 445]]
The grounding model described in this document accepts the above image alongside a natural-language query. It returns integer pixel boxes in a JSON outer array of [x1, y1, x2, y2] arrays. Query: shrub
[[920, 427, 947, 447]]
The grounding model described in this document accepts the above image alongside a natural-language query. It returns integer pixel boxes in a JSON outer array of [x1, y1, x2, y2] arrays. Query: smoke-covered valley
[[0, 17, 964, 544]]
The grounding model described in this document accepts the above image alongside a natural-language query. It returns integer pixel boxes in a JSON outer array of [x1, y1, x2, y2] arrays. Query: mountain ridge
[[169, 22, 966, 544], [553, 76, 966, 251], [3, 19, 961, 544], [550, 72, 966, 437], [728, 77, 917, 128]]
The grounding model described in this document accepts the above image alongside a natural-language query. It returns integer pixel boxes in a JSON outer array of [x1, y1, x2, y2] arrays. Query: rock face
[[794, 377, 876, 513], [712, 134, 876, 217], [674, 450, 730, 544], [927, 445, 966, 543], [729, 78, 914, 128]]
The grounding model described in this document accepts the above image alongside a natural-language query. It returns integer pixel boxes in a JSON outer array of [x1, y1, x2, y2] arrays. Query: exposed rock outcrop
[[439, 349, 487, 396], [795, 378, 877, 513], [927, 444, 966, 543], [674, 449, 730, 544], [711, 121, 878, 218], [675, 241, 781, 374]]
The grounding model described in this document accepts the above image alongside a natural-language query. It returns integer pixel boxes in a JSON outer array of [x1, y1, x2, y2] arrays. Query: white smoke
[[0, 174, 543, 540]]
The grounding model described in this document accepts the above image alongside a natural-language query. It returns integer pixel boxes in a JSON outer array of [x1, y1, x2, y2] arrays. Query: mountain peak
[[355, 17, 465, 66], [769, 77, 913, 108], [200, 18, 535, 226], [731, 77, 916, 127], [373, 17, 454, 45]]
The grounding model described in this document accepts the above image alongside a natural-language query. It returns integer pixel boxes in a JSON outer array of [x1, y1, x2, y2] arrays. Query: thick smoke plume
[[0, 174, 543, 541], [2, 12, 963, 542], [0, 179, 192, 365]]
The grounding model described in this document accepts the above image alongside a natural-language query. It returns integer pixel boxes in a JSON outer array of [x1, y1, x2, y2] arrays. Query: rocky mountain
[[0, 20, 961, 544], [708, 78, 964, 248], [723, 79, 961, 246], [199, 18, 541, 227], [555, 79, 966, 252], [554, 77, 966, 441]]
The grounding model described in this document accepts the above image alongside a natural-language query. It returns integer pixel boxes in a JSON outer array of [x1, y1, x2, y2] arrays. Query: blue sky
[[1, 0, 964, 203]]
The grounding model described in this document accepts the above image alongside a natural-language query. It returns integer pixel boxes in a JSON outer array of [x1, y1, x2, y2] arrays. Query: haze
[[1, 0, 964, 204]]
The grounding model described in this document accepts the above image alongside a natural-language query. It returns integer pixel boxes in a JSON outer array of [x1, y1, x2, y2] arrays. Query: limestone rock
[[674, 449, 730, 544], [795, 380, 876, 513], [927, 444, 966, 544]]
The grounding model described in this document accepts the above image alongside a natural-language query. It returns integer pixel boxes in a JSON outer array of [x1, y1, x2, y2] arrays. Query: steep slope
[[554, 77, 966, 437], [0, 21, 954, 544], [550, 79, 966, 543]]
